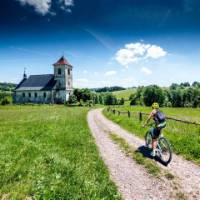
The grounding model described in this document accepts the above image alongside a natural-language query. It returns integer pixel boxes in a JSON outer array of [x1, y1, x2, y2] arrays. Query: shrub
[[1, 97, 10, 105]]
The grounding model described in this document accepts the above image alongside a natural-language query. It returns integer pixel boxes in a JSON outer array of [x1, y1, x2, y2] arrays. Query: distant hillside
[[113, 88, 136, 100], [0, 82, 16, 93], [92, 86, 126, 93]]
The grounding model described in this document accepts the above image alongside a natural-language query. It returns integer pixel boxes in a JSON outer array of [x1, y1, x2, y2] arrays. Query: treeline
[[129, 82, 200, 107], [0, 82, 16, 105], [93, 86, 125, 93], [68, 88, 124, 106], [0, 82, 16, 92]]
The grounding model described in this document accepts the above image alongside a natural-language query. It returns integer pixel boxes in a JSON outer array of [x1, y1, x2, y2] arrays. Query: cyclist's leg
[[151, 128, 160, 156]]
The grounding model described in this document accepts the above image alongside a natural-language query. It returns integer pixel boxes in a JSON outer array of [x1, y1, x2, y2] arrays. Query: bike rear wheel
[[157, 137, 172, 165]]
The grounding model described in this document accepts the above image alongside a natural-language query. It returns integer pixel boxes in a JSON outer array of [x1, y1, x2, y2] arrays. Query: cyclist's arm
[[143, 110, 156, 127]]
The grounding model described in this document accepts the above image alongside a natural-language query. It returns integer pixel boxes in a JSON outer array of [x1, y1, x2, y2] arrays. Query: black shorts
[[150, 121, 166, 139]]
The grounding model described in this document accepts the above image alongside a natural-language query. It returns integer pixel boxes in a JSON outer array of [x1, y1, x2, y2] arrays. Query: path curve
[[88, 109, 200, 200]]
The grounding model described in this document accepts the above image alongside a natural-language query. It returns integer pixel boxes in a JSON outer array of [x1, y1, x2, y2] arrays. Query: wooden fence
[[106, 107, 200, 126]]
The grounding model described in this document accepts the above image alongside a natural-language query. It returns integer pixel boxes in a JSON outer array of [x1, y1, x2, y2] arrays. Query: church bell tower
[[53, 56, 73, 102]]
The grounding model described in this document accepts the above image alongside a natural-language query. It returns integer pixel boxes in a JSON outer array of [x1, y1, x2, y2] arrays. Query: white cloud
[[141, 67, 152, 75], [115, 42, 167, 67], [17, 0, 51, 15], [17, 0, 74, 15], [59, 0, 74, 12], [105, 70, 117, 76]]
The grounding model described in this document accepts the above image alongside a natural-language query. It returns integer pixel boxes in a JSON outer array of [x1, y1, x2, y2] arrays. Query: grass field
[[104, 106, 200, 164], [112, 88, 136, 100], [0, 105, 121, 199]]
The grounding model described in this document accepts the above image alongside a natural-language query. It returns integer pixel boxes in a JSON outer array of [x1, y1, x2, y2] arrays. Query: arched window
[[68, 69, 70, 75], [44, 92, 46, 98], [23, 93, 25, 98], [29, 93, 31, 98], [58, 68, 61, 75], [34, 93, 37, 98]]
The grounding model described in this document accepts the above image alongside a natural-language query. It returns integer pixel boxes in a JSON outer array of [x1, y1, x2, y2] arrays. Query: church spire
[[23, 68, 27, 79]]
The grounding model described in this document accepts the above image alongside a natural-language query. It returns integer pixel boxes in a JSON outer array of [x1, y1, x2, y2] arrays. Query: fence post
[[128, 111, 130, 118], [113, 109, 116, 115], [139, 112, 142, 121]]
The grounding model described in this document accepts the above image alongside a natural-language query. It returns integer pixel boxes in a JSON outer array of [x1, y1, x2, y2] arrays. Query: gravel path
[[88, 109, 177, 200], [89, 109, 200, 200]]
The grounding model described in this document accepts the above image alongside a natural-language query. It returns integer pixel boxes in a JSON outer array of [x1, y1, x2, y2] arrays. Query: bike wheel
[[145, 131, 152, 148], [157, 137, 172, 165]]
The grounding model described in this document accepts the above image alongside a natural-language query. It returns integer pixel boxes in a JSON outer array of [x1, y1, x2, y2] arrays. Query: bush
[[1, 97, 10, 105], [68, 95, 77, 104]]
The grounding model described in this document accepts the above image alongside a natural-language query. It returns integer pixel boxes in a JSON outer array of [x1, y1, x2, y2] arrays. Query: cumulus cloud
[[115, 42, 167, 67], [141, 67, 152, 75], [17, 0, 51, 15], [16, 0, 74, 15], [59, 0, 74, 12], [105, 70, 117, 76]]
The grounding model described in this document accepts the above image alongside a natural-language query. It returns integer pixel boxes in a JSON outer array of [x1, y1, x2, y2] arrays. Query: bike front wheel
[[157, 137, 172, 165], [145, 131, 152, 149]]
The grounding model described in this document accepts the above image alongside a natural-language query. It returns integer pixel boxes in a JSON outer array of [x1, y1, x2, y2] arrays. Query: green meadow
[[104, 106, 200, 164], [112, 88, 136, 100], [0, 105, 120, 199]]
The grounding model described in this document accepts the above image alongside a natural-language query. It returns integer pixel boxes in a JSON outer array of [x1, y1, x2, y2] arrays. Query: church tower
[[53, 56, 73, 102]]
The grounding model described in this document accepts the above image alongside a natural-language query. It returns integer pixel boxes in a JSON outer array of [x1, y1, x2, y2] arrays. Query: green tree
[[143, 85, 165, 106], [104, 93, 117, 105], [68, 95, 77, 104]]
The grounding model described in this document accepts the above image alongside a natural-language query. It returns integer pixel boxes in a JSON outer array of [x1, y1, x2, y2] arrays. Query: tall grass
[[0, 105, 121, 199], [103, 106, 200, 165]]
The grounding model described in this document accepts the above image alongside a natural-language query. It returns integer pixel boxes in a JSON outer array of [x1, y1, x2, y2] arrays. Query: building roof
[[15, 74, 56, 91], [53, 56, 72, 66]]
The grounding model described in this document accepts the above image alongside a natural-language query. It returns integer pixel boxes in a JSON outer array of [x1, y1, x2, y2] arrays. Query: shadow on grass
[[137, 146, 169, 166]]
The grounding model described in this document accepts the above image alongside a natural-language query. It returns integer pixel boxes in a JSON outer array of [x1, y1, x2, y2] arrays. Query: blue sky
[[0, 0, 200, 88]]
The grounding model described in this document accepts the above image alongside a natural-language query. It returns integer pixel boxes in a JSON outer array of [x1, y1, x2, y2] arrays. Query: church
[[13, 56, 73, 104]]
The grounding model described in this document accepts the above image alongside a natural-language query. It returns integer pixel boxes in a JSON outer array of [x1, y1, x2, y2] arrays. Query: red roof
[[53, 56, 72, 66]]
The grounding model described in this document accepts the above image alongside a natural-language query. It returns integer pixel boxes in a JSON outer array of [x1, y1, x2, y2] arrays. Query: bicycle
[[145, 124, 172, 166]]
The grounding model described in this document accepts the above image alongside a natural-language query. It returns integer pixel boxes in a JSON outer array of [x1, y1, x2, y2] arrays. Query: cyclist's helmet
[[152, 102, 159, 109]]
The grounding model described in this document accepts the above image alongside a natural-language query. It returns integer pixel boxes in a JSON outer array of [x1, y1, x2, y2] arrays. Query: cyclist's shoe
[[150, 150, 156, 157]]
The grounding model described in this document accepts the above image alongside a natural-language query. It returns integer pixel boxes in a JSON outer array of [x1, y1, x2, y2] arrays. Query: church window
[[68, 69, 70, 75], [29, 93, 31, 98], [34, 93, 37, 98], [58, 68, 61, 75], [44, 92, 46, 98], [23, 93, 25, 98]]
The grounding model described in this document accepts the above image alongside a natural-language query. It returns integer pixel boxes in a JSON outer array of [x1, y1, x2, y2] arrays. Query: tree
[[169, 83, 179, 90], [180, 82, 190, 88], [104, 93, 117, 105], [169, 89, 183, 107], [68, 95, 77, 104], [192, 81, 200, 88], [143, 85, 165, 106], [118, 98, 125, 105]]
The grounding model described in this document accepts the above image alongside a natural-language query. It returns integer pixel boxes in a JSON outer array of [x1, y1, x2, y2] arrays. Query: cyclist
[[143, 102, 166, 157]]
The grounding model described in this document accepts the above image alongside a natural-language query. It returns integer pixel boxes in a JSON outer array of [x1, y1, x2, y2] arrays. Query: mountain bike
[[145, 125, 172, 165]]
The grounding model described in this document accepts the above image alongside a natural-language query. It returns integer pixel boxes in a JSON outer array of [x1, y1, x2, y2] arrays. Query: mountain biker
[[143, 102, 166, 157]]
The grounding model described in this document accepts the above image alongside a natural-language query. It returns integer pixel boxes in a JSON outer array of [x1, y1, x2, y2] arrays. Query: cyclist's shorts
[[150, 121, 166, 139]]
